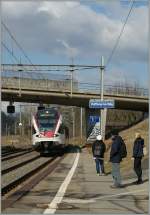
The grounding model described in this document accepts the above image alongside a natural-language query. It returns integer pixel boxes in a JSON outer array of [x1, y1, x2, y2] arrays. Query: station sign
[[89, 116, 100, 124], [89, 99, 115, 109]]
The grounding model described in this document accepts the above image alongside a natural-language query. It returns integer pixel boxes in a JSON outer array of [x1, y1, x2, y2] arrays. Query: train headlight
[[36, 134, 42, 138]]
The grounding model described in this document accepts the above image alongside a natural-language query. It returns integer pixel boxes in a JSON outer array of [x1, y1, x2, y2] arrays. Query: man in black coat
[[92, 135, 106, 176], [132, 132, 144, 184], [110, 130, 124, 188]]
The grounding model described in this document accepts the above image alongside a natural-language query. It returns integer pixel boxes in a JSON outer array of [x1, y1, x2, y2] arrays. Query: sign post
[[100, 56, 105, 138]]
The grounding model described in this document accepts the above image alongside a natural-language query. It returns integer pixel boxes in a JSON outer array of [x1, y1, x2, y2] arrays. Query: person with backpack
[[132, 132, 144, 184], [110, 130, 127, 188], [92, 135, 106, 176]]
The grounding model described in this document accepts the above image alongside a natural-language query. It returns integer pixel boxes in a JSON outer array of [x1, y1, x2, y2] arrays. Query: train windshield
[[37, 110, 58, 131]]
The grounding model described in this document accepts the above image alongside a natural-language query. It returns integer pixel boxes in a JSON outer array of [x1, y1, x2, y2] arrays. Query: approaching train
[[32, 107, 68, 154]]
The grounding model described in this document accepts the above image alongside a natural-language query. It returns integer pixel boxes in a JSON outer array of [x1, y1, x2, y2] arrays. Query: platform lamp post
[[100, 56, 105, 138], [19, 105, 22, 136]]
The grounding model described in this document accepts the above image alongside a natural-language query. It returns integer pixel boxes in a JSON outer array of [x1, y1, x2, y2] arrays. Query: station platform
[[3, 148, 149, 214], [55, 148, 149, 214]]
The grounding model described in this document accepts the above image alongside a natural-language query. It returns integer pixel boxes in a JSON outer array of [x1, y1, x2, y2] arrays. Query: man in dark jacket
[[132, 132, 144, 184], [110, 130, 124, 188], [92, 135, 106, 176]]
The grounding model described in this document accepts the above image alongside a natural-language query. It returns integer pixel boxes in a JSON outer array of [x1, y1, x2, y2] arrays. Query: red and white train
[[32, 108, 68, 154]]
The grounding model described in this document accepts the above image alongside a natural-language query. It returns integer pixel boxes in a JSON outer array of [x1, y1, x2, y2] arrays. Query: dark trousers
[[134, 157, 142, 181], [95, 158, 104, 174]]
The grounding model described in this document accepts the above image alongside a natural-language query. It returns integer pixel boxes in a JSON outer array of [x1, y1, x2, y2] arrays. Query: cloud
[[57, 39, 79, 58], [2, 1, 148, 61], [1, 1, 148, 86]]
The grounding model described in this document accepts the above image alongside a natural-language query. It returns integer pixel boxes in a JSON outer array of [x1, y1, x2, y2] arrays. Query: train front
[[32, 108, 65, 154]]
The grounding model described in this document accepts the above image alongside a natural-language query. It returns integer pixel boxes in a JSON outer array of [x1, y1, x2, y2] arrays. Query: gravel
[[2, 151, 40, 171], [2, 156, 53, 189]]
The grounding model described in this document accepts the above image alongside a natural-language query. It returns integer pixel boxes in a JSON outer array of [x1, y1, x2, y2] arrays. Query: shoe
[[110, 185, 118, 189], [136, 180, 143, 184], [97, 173, 100, 176], [110, 184, 124, 189], [118, 184, 125, 188], [101, 173, 106, 176], [133, 180, 139, 184], [133, 180, 143, 185]]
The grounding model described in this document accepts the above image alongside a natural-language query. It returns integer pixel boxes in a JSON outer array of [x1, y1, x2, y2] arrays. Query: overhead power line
[[1, 22, 46, 79], [2, 21, 37, 71], [106, 0, 135, 67]]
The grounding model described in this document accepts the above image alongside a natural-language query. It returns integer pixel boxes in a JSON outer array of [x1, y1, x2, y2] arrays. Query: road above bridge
[[2, 88, 148, 111]]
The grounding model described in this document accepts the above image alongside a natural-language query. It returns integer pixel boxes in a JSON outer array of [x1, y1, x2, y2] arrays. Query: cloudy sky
[[1, 0, 148, 88]]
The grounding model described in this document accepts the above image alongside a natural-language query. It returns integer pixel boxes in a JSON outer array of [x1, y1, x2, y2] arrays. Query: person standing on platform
[[92, 135, 106, 176], [132, 132, 144, 184], [110, 130, 125, 188]]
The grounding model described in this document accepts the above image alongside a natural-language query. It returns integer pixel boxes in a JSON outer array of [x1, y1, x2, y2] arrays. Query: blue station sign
[[89, 116, 100, 124], [89, 99, 115, 109]]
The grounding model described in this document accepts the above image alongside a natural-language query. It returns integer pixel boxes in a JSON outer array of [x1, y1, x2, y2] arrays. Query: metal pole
[[19, 58, 22, 97], [19, 105, 22, 136], [19, 70, 21, 97], [14, 121, 16, 135], [30, 112, 32, 142], [71, 70, 73, 97], [80, 107, 83, 144], [100, 56, 104, 138], [72, 107, 75, 140], [6, 123, 8, 137], [70, 57, 74, 97]]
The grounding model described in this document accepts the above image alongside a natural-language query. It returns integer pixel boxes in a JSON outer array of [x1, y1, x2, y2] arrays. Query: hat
[[96, 135, 102, 141]]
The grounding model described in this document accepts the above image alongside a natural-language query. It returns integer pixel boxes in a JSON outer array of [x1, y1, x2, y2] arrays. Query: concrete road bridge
[[1, 64, 148, 112]]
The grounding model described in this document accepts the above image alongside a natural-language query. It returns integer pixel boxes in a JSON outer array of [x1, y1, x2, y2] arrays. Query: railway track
[[2, 154, 65, 211], [2, 147, 30, 156], [2, 153, 41, 175], [2, 148, 34, 161]]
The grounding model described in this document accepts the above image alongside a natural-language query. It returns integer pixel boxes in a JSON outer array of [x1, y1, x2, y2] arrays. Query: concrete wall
[[2, 77, 78, 92]]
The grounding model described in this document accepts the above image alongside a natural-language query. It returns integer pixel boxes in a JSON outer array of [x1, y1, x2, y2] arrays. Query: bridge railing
[[78, 82, 148, 97], [2, 76, 148, 98]]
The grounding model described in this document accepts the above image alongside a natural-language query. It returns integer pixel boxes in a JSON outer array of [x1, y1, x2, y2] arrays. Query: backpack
[[120, 138, 127, 158], [94, 144, 101, 156]]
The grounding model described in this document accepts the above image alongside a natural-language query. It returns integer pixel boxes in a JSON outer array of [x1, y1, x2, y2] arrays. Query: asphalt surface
[[2, 148, 149, 214]]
